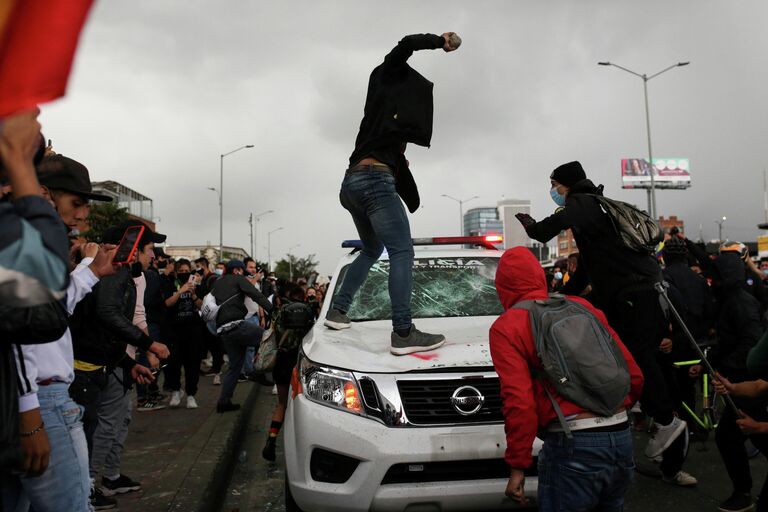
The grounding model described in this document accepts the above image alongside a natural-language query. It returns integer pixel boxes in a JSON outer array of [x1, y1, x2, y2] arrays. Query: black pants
[[603, 288, 674, 423], [165, 322, 204, 396], [203, 326, 224, 373], [69, 368, 109, 454], [716, 404, 768, 510]]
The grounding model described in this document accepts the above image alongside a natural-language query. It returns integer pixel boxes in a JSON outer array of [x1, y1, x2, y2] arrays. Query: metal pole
[[764, 169, 768, 224], [219, 154, 224, 260], [643, 77, 656, 219], [249, 213, 254, 257], [459, 201, 464, 236]]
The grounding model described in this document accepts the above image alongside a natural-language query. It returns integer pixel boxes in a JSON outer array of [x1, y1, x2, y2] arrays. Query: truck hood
[[302, 316, 495, 373]]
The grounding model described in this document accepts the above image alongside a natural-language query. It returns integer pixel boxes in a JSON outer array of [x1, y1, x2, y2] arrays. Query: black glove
[[515, 213, 536, 228]]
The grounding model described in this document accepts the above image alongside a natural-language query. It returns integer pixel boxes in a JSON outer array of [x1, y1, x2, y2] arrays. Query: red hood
[[495, 246, 548, 309]]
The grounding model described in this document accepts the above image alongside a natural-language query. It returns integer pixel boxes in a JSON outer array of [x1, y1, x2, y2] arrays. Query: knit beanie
[[550, 161, 587, 187]]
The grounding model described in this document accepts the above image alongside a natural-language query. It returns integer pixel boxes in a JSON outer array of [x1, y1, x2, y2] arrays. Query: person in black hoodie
[[705, 252, 767, 512], [325, 32, 460, 356], [211, 260, 272, 413], [516, 161, 688, 469]]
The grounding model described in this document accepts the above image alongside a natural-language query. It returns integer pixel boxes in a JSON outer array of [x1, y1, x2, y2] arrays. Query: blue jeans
[[2, 383, 91, 512], [537, 427, 635, 512], [217, 320, 263, 405], [332, 169, 414, 331]]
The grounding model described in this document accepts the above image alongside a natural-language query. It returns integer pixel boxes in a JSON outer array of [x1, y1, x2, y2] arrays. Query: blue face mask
[[550, 187, 566, 207]]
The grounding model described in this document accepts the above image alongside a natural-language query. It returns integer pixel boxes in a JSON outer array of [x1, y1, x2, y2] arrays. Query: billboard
[[759, 235, 768, 259], [621, 158, 691, 190]]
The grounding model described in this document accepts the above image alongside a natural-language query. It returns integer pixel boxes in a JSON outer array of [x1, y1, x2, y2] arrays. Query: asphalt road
[[220, 391, 767, 512]]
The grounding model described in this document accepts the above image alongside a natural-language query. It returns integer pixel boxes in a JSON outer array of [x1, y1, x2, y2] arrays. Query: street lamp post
[[716, 216, 727, 242], [206, 187, 221, 258], [267, 227, 284, 273], [288, 243, 301, 281], [251, 209, 274, 262], [441, 194, 479, 236], [598, 61, 690, 220], [218, 144, 254, 260]]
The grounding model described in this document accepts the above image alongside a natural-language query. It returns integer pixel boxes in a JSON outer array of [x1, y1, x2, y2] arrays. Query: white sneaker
[[271, 385, 278, 395], [662, 470, 698, 487], [213, 374, 221, 386], [186, 396, 198, 409], [645, 417, 687, 458], [169, 391, 181, 408]]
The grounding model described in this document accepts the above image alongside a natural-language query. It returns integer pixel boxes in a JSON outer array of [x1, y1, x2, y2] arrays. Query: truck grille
[[397, 378, 503, 425], [381, 458, 537, 485]]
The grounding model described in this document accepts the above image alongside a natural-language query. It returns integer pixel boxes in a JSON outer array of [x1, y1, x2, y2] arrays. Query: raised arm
[[382, 32, 457, 69]]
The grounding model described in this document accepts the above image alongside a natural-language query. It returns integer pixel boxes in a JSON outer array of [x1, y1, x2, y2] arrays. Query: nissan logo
[[450, 385, 485, 416]]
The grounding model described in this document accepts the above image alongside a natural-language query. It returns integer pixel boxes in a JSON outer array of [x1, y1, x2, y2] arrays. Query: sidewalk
[[108, 372, 261, 512]]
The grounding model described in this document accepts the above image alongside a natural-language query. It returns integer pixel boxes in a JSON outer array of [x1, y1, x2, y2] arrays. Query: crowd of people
[[0, 111, 327, 511]]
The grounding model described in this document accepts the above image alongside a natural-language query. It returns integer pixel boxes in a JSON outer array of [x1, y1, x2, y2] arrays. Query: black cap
[[550, 161, 587, 187], [102, 220, 167, 246], [153, 247, 170, 259], [37, 155, 113, 202], [226, 259, 245, 272]]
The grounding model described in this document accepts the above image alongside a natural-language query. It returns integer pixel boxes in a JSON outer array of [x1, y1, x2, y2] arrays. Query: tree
[[85, 201, 129, 242], [274, 253, 319, 282]]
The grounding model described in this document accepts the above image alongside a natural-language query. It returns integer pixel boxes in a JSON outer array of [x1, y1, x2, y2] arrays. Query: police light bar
[[341, 235, 503, 251]]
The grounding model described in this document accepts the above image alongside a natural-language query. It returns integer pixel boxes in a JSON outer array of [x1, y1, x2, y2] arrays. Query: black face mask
[[157, 260, 168, 269], [130, 261, 143, 278], [176, 272, 191, 284]]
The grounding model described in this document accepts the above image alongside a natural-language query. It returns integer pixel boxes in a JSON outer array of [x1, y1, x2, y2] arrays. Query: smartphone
[[188, 274, 197, 285], [151, 363, 168, 377], [112, 226, 145, 265]]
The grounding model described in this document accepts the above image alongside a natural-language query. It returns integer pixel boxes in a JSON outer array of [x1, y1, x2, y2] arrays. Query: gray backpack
[[589, 194, 663, 254], [514, 295, 630, 435]]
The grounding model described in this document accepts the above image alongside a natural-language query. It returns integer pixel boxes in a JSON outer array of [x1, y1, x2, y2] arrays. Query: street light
[[598, 60, 690, 220], [218, 144, 254, 260], [267, 227, 284, 273], [441, 194, 479, 235], [249, 209, 274, 260], [288, 243, 301, 281], [715, 216, 727, 242]]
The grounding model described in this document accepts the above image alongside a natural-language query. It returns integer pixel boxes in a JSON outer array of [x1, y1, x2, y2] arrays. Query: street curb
[[166, 381, 262, 512]]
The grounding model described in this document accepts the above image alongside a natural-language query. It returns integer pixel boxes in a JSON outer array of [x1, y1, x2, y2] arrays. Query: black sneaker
[[390, 326, 445, 356], [324, 309, 351, 330], [718, 492, 754, 512], [262, 436, 277, 462], [91, 489, 117, 510], [237, 374, 249, 383], [136, 399, 166, 412], [216, 401, 241, 413], [100, 474, 141, 496]]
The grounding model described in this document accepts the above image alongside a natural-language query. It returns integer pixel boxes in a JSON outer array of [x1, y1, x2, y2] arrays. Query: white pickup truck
[[284, 237, 541, 512]]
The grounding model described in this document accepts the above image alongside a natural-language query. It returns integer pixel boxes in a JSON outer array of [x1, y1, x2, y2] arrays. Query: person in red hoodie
[[490, 247, 644, 510]]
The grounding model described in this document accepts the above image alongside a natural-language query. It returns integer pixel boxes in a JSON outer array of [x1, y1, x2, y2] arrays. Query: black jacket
[[712, 254, 764, 381], [663, 259, 715, 343], [212, 274, 272, 327], [70, 266, 152, 368], [348, 33, 445, 213], [524, 179, 662, 305]]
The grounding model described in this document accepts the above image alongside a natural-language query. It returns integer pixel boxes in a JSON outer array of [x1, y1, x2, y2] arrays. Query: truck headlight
[[299, 354, 364, 416]]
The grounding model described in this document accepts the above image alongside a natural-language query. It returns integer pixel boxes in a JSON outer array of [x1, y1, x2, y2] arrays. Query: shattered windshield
[[334, 257, 503, 321]]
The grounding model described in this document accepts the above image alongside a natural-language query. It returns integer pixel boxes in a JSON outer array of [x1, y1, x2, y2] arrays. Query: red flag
[[0, 0, 95, 117]]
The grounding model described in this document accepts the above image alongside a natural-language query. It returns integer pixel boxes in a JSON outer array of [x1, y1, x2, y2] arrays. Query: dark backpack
[[279, 301, 315, 331], [514, 295, 631, 433], [589, 194, 663, 254]]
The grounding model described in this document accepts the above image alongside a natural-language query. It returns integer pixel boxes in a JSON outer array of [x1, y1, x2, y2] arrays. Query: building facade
[[463, 207, 503, 238]]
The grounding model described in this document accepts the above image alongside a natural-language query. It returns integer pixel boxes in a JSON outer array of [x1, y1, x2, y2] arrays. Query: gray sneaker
[[324, 309, 351, 330], [390, 327, 445, 356]]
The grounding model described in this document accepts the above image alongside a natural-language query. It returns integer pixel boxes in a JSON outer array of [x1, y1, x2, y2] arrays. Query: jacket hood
[[568, 178, 604, 196], [495, 247, 548, 309], [715, 253, 746, 290]]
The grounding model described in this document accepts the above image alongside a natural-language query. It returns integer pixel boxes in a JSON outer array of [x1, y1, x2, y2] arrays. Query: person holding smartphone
[[162, 258, 205, 409]]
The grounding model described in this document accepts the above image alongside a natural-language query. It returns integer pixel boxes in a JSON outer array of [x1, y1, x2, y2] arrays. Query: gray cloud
[[40, 0, 768, 274]]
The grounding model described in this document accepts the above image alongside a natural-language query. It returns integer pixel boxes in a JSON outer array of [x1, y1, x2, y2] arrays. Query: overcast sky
[[41, 0, 768, 274]]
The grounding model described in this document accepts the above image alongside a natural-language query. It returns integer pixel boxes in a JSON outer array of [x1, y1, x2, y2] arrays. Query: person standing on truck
[[490, 247, 644, 510], [325, 32, 461, 356]]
